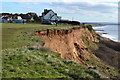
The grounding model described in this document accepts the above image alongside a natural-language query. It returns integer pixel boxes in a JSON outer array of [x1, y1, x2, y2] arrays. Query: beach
[[93, 24, 119, 42]]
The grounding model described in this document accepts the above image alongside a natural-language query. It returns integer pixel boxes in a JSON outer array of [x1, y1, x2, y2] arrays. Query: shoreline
[[36, 24, 120, 74], [95, 31, 120, 43], [92, 24, 119, 42]]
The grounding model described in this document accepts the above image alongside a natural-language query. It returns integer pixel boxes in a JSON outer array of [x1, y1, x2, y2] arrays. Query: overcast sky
[[1, 0, 119, 23]]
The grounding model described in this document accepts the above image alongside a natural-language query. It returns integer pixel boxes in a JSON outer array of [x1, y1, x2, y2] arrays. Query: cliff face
[[35, 27, 99, 66]]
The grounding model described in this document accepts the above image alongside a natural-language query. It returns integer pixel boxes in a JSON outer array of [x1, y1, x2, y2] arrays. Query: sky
[[1, 0, 119, 23]]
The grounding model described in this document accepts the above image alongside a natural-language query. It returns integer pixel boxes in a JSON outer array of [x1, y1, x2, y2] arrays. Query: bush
[[87, 25, 93, 32], [85, 71, 100, 78]]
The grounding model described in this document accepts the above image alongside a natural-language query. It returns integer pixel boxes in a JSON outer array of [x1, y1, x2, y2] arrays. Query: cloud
[[61, 0, 119, 3], [15, 1, 118, 14], [45, 1, 117, 22], [48, 2, 118, 14], [2, 0, 119, 2], [2, 1, 118, 22]]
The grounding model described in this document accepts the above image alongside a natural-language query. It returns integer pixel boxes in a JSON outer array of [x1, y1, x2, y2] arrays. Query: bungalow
[[40, 9, 61, 21], [0, 17, 8, 23], [0, 13, 35, 23], [20, 13, 34, 22], [0, 13, 24, 23], [13, 15, 22, 20], [12, 15, 25, 23], [0, 15, 12, 23]]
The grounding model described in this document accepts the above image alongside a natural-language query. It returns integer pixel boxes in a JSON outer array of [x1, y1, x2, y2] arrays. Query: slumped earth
[[1, 23, 120, 79]]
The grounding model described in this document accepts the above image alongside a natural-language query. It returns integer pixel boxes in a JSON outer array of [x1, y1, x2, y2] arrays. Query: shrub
[[85, 71, 100, 78], [87, 25, 93, 32]]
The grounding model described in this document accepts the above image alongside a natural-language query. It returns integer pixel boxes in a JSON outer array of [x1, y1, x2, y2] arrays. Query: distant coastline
[[81, 22, 119, 42], [81, 22, 118, 25], [93, 24, 119, 42]]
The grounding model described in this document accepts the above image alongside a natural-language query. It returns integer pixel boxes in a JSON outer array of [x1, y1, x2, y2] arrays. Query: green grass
[[2, 47, 101, 79], [2, 23, 79, 49], [1, 23, 119, 79]]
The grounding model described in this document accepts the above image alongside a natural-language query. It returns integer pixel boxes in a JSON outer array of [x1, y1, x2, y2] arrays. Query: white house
[[41, 9, 61, 21], [13, 15, 22, 20]]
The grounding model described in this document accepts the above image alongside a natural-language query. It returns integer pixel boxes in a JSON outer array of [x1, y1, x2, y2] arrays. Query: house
[[20, 14, 32, 22], [40, 9, 61, 21], [12, 15, 24, 23], [13, 15, 22, 20], [0, 17, 8, 23], [0, 15, 10, 23], [0, 13, 27, 23]]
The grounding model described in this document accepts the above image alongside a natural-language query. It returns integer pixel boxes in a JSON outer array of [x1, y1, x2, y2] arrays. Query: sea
[[93, 24, 119, 42]]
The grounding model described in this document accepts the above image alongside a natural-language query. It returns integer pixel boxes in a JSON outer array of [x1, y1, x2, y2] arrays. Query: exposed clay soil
[[35, 27, 99, 66], [35, 26, 120, 69]]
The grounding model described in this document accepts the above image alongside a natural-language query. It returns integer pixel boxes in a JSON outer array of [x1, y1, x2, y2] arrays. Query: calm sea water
[[93, 25, 119, 42]]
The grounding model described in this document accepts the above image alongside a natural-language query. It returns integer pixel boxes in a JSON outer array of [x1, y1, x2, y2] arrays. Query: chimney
[[44, 9, 48, 12]]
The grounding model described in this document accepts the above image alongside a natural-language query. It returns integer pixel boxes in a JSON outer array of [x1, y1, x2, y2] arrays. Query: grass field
[[2, 23, 79, 49], [2, 23, 97, 79], [2, 47, 101, 79], [1, 23, 119, 79]]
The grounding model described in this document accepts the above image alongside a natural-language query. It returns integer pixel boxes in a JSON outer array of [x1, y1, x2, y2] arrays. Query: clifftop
[[2, 23, 120, 79], [35, 26, 99, 65], [35, 26, 120, 78]]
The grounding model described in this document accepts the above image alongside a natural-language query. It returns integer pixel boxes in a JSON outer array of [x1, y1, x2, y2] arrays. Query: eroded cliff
[[34, 26, 120, 78], [35, 26, 100, 66]]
